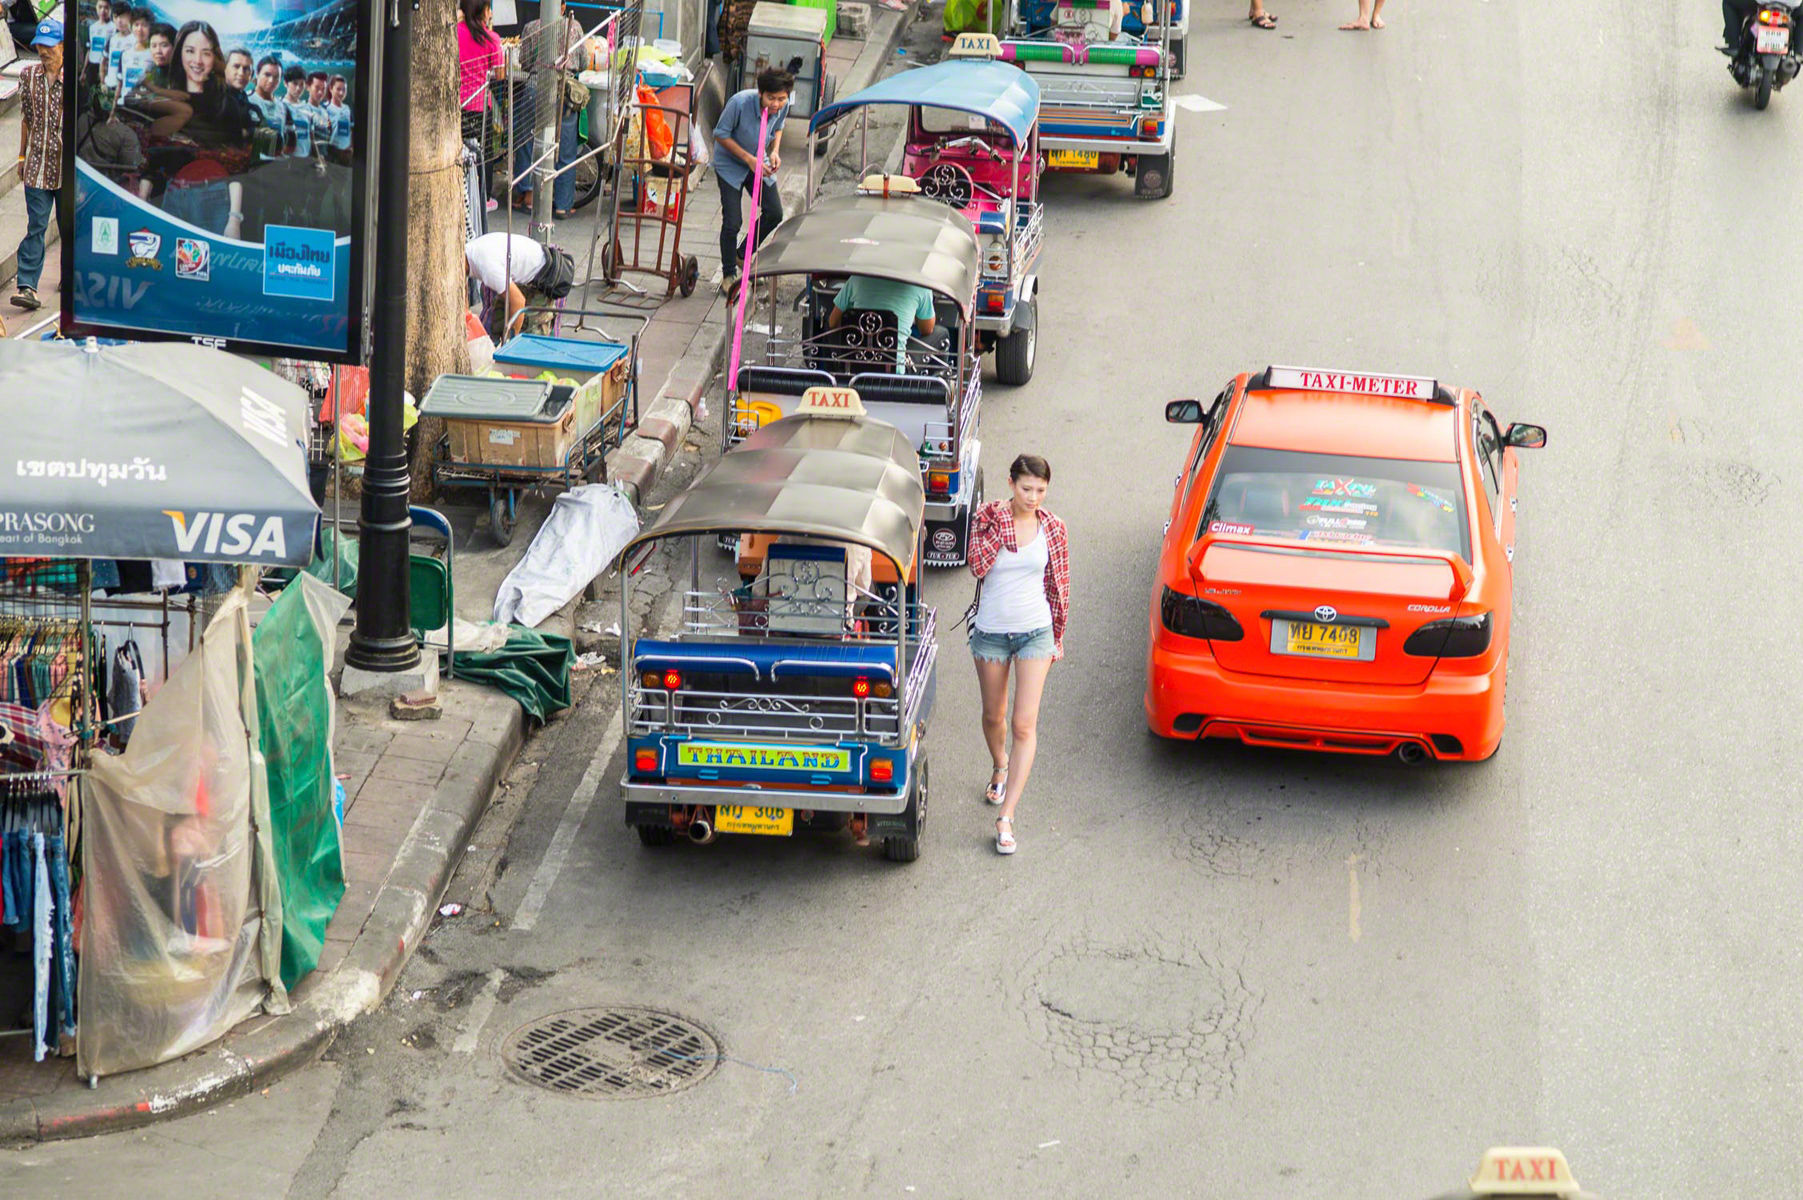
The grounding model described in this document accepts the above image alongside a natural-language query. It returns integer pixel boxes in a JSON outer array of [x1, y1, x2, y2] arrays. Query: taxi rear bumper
[[1144, 637, 1505, 762]]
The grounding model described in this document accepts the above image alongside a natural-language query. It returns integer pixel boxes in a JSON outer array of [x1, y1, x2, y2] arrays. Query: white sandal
[[984, 764, 1008, 806], [995, 817, 1017, 855]]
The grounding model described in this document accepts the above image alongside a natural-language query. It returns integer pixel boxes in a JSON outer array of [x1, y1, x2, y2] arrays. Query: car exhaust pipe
[[1396, 742, 1430, 766], [688, 810, 716, 844]]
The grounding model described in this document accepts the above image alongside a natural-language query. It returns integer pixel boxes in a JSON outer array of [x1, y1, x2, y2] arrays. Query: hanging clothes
[[109, 641, 145, 747]]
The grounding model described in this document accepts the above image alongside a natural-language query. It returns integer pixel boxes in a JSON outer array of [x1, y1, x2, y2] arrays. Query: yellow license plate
[[676, 742, 851, 773], [714, 805, 794, 836], [1048, 149, 1100, 170], [1283, 621, 1365, 659]]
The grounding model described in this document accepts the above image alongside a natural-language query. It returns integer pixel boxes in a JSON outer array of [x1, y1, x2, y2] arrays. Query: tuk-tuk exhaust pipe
[[688, 810, 716, 844]]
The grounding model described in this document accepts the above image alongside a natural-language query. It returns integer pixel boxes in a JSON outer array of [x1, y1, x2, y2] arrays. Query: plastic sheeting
[[492, 484, 640, 629], [253, 574, 352, 991], [453, 627, 575, 724], [78, 590, 288, 1079]]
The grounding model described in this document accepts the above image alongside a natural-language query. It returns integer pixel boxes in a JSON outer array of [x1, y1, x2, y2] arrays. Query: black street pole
[[345, 0, 420, 675]]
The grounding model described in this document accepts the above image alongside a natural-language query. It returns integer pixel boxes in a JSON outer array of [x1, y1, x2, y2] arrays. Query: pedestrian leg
[[1340, 0, 1374, 29], [14, 186, 54, 297], [1370, 0, 1385, 28], [717, 172, 746, 276], [753, 179, 784, 252], [997, 655, 1052, 831], [973, 655, 1011, 798]]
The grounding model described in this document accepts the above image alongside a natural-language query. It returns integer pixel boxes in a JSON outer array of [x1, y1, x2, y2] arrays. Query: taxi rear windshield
[[1199, 447, 1470, 560]]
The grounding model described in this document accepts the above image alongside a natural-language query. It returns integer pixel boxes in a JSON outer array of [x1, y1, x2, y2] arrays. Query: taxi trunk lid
[[1192, 541, 1468, 686]]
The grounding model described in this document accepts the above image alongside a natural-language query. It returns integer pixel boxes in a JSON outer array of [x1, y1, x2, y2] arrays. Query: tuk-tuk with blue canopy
[[620, 388, 937, 862], [808, 36, 1045, 385]]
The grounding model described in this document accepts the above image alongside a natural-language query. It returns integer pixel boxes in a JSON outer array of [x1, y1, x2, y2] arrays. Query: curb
[[0, 693, 526, 1147], [603, 2, 925, 503]]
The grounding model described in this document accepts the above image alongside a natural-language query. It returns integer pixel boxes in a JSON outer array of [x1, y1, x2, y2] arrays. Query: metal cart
[[423, 310, 645, 546], [592, 64, 713, 302]]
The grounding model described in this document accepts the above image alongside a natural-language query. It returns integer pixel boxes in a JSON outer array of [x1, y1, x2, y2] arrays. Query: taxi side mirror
[[1165, 398, 1204, 424], [1503, 422, 1547, 449]]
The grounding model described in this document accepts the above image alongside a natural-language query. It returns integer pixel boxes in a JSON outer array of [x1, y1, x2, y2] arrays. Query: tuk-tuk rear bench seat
[[633, 638, 901, 683]]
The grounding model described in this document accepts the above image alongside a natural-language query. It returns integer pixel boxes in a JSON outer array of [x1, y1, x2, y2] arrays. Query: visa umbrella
[[0, 339, 319, 566]]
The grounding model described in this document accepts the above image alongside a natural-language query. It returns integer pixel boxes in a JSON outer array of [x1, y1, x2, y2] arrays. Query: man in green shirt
[[828, 274, 946, 370]]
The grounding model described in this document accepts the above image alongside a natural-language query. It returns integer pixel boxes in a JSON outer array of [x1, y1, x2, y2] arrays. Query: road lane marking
[[1173, 94, 1227, 113], [453, 969, 505, 1053], [1346, 853, 1362, 942], [514, 717, 624, 932]]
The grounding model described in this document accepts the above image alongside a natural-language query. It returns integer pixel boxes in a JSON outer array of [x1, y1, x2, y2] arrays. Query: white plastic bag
[[493, 484, 640, 628], [688, 119, 710, 166]]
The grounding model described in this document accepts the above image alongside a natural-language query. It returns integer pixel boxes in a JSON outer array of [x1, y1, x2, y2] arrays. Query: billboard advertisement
[[62, 0, 373, 361]]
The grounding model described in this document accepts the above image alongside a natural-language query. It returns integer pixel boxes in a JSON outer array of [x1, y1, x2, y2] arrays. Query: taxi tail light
[[1160, 587, 1244, 642], [870, 758, 895, 784], [1402, 611, 1493, 658], [662, 669, 683, 689], [927, 470, 952, 495], [633, 747, 660, 774]]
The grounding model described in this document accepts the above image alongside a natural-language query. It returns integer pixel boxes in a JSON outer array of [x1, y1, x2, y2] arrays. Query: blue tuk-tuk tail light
[[985, 292, 1005, 313], [1141, 117, 1162, 137], [633, 747, 660, 774], [871, 758, 895, 784], [927, 470, 952, 495]]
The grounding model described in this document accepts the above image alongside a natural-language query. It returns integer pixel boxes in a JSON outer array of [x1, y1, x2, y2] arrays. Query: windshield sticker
[[1406, 483, 1456, 513], [1300, 497, 1378, 516], [1304, 529, 1375, 544], [1305, 514, 1370, 531], [1312, 477, 1378, 498], [1209, 521, 1254, 535]]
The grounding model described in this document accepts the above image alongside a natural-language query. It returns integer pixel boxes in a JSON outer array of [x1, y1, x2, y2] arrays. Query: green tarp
[[253, 575, 352, 990], [454, 627, 575, 724]]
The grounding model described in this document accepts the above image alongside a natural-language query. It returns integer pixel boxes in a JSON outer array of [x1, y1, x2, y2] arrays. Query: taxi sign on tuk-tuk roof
[[1264, 364, 1444, 403], [950, 32, 1002, 57], [798, 386, 866, 417], [1469, 1147, 1581, 1197]]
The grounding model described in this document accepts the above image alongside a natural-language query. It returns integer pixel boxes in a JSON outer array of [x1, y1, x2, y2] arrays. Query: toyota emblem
[[1314, 605, 1338, 623]]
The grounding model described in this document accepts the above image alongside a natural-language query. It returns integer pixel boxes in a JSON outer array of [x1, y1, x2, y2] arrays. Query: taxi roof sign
[[1264, 364, 1445, 404], [950, 32, 1002, 57], [797, 386, 866, 418], [857, 173, 922, 196], [1470, 1147, 1580, 1197]]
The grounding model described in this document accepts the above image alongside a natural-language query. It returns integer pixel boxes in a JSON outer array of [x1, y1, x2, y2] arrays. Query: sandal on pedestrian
[[984, 764, 1008, 805], [995, 817, 1017, 855], [1249, 12, 1276, 28]]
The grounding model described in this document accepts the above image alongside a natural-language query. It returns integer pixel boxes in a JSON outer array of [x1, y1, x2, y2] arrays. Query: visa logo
[[164, 511, 288, 560]]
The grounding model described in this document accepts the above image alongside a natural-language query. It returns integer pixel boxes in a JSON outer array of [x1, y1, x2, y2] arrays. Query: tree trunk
[[406, 0, 471, 499]]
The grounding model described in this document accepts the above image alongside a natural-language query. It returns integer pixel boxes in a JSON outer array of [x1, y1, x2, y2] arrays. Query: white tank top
[[975, 525, 1053, 634]]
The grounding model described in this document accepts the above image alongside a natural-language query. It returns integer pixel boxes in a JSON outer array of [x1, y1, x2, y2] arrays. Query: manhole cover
[[500, 1007, 719, 1099]]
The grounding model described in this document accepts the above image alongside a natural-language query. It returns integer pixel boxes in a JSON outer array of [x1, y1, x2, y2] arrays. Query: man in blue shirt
[[829, 275, 945, 370], [712, 67, 791, 295]]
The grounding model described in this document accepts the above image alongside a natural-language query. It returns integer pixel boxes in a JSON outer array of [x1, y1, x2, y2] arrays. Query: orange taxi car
[[1145, 366, 1546, 762]]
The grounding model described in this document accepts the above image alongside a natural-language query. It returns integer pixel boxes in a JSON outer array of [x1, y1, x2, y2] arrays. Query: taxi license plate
[[1756, 24, 1790, 52], [1048, 149, 1100, 170], [713, 805, 794, 836], [1273, 620, 1369, 660]]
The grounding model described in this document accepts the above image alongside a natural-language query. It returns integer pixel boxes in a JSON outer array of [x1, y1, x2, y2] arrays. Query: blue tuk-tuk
[[808, 38, 1045, 384], [620, 388, 937, 862]]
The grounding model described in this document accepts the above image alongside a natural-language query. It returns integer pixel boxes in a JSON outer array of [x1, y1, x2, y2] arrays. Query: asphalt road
[[14, 2, 1803, 1197]]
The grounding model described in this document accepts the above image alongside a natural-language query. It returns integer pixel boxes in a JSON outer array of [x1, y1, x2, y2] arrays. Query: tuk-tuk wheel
[[636, 824, 679, 847], [996, 304, 1037, 386], [679, 255, 700, 297], [883, 757, 928, 863], [489, 490, 516, 547]]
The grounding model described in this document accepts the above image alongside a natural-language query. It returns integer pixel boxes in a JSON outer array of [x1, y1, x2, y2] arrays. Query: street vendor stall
[[0, 338, 329, 1080]]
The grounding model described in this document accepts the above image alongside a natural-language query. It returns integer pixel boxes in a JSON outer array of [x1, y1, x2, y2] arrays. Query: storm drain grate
[[500, 1007, 720, 1099]]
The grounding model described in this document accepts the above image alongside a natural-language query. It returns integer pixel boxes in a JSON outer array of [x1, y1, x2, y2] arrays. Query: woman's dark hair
[[172, 20, 224, 90], [459, 0, 491, 38], [755, 66, 794, 96], [1009, 454, 1051, 484]]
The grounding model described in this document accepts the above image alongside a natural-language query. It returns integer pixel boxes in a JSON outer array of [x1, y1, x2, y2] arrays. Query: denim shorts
[[969, 625, 1056, 663]]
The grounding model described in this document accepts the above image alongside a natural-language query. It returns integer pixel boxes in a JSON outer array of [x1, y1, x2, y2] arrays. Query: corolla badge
[[1314, 605, 1338, 623]]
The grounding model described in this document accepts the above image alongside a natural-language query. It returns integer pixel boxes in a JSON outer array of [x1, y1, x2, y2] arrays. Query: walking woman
[[967, 455, 1069, 856]]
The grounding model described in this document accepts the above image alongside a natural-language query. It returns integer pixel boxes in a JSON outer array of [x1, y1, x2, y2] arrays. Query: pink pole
[[724, 108, 773, 428]]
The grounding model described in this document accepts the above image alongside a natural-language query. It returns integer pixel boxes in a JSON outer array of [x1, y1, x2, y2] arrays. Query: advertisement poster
[[63, 0, 372, 360]]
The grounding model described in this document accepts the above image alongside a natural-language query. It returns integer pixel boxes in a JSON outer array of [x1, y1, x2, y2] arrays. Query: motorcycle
[[1730, 2, 1802, 109]]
